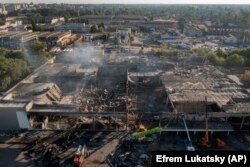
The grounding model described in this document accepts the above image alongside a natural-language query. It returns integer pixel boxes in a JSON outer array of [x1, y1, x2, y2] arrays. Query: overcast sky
[[1, 0, 250, 4]]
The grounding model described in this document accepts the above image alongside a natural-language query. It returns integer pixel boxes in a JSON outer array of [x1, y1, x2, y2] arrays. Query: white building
[[116, 28, 131, 44], [184, 25, 203, 37], [157, 31, 188, 46], [0, 6, 7, 15], [116, 28, 131, 37], [51, 17, 65, 25], [223, 34, 238, 44]]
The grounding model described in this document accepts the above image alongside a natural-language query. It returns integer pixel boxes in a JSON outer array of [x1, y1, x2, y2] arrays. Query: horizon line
[[2, 3, 250, 5]]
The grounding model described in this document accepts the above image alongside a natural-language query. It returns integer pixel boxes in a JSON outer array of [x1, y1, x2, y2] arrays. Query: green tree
[[32, 40, 47, 51], [64, 16, 69, 22], [31, 20, 37, 31], [0, 54, 30, 91], [0, 76, 11, 91], [178, 18, 186, 34], [225, 54, 245, 67], [242, 70, 250, 84], [90, 24, 99, 33], [0, 48, 6, 56]]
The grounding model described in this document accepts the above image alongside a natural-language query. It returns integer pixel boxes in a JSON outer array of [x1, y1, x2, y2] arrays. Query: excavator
[[73, 145, 88, 167]]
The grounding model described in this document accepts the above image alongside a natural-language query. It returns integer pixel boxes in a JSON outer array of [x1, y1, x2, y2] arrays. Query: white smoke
[[57, 43, 103, 66]]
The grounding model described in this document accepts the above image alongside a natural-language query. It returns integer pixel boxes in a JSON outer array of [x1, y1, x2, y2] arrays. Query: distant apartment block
[[116, 28, 131, 44], [5, 4, 21, 12], [116, 28, 131, 36], [0, 4, 7, 15], [83, 15, 146, 26], [0, 17, 26, 32], [140, 19, 177, 30], [83, 15, 113, 25], [184, 24, 203, 37], [223, 34, 238, 44], [207, 25, 248, 36], [55, 23, 90, 33], [112, 15, 146, 24]]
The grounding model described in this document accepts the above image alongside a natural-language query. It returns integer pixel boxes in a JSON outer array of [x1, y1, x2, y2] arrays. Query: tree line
[[0, 41, 52, 92], [0, 48, 30, 91], [12, 5, 250, 26], [193, 47, 250, 67]]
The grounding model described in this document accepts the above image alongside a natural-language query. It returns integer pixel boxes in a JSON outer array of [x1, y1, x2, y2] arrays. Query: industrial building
[[0, 49, 249, 132], [0, 100, 32, 130], [139, 19, 178, 30], [37, 31, 78, 48], [54, 23, 91, 34], [161, 65, 249, 113], [0, 42, 249, 167], [0, 31, 37, 49]]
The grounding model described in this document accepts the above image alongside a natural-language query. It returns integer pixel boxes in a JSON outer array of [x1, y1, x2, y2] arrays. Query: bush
[[242, 70, 250, 83], [225, 54, 245, 67], [193, 49, 225, 65], [90, 24, 99, 33], [32, 40, 47, 51], [207, 52, 225, 65], [0, 51, 30, 91]]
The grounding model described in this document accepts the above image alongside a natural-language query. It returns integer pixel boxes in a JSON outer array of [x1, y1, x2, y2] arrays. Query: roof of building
[[223, 103, 250, 113], [0, 100, 30, 108], [10, 83, 62, 104], [152, 19, 177, 23], [161, 65, 250, 108], [168, 90, 231, 107], [38, 31, 71, 39], [113, 15, 145, 20], [0, 31, 37, 40], [83, 15, 112, 19], [29, 104, 79, 113], [163, 121, 233, 132]]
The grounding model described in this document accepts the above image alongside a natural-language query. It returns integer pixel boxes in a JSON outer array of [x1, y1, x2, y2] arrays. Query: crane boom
[[183, 117, 191, 142], [182, 116, 195, 151]]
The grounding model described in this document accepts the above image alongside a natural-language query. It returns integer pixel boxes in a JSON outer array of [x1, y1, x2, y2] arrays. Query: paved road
[[84, 139, 120, 167]]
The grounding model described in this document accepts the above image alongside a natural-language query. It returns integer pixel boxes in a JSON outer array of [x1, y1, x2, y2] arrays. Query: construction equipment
[[73, 145, 88, 167], [201, 116, 211, 148], [201, 97, 212, 148], [216, 138, 226, 148], [198, 97, 226, 149], [182, 116, 195, 151]]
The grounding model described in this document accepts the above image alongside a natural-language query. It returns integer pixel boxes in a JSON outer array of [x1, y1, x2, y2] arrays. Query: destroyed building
[[161, 65, 249, 115], [0, 45, 250, 133]]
